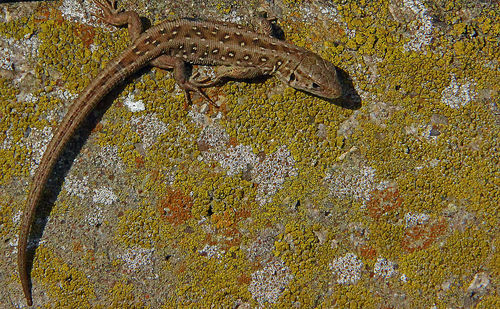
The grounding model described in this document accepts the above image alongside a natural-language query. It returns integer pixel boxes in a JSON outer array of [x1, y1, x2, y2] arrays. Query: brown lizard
[[17, 0, 342, 305]]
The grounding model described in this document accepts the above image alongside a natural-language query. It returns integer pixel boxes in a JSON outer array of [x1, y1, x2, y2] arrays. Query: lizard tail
[[17, 45, 160, 306]]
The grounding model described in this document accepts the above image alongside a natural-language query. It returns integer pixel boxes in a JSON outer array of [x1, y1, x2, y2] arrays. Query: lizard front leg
[[94, 0, 216, 107], [151, 55, 217, 107], [93, 0, 142, 41]]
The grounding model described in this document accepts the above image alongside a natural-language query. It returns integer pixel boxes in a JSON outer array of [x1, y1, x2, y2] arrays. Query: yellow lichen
[[399, 228, 490, 307], [32, 245, 96, 308]]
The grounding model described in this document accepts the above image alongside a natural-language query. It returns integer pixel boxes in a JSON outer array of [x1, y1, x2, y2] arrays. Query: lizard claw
[[179, 80, 218, 107], [189, 72, 220, 88]]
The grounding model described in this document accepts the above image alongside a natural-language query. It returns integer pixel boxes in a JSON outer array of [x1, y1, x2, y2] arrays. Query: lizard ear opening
[[289, 73, 296, 82], [312, 82, 320, 89]]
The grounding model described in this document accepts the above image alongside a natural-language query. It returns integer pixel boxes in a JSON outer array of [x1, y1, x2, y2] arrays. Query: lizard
[[17, 0, 342, 305]]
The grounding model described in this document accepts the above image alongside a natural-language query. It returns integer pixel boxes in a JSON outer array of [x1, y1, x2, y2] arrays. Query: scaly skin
[[18, 0, 342, 305]]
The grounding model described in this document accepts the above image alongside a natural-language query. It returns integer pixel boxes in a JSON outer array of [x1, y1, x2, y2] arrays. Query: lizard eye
[[289, 73, 296, 82], [312, 82, 320, 89]]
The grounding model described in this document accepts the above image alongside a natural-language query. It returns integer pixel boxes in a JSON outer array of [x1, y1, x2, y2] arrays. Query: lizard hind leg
[[92, 0, 143, 41]]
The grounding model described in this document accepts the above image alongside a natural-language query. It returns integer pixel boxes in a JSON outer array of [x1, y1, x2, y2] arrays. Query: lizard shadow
[[324, 67, 362, 110], [294, 67, 361, 110], [24, 66, 152, 290]]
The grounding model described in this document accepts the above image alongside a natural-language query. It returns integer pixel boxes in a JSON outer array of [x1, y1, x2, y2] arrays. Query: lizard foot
[[178, 80, 218, 108], [91, 0, 142, 40], [92, 0, 118, 21], [189, 72, 221, 88]]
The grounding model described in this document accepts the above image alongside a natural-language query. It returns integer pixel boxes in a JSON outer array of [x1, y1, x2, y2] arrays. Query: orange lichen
[[73, 24, 96, 48], [401, 218, 448, 253], [157, 188, 193, 226], [359, 245, 377, 260], [366, 186, 403, 220]]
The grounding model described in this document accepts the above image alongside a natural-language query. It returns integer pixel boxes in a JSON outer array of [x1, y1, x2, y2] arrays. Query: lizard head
[[281, 52, 342, 99]]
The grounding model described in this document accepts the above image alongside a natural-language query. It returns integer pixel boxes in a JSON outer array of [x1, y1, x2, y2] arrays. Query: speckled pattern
[[0, 0, 498, 308]]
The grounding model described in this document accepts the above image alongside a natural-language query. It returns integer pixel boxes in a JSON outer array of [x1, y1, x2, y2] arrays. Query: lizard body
[[18, 0, 342, 305]]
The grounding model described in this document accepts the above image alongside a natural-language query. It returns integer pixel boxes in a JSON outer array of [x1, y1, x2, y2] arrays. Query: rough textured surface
[[0, 0, 498, 308]]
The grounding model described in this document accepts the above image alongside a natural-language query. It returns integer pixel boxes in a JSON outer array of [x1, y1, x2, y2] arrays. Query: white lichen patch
[[23, 126, 53, 175], [12, 209, 21, 225], [404, 212, 430, 228], [85, 205, 104, 226], [0, 127, 13, 150], [246, 233, 276, 261], [124, 93, 145, 112], [94, 145, 124, 169], [187, 108, 207, 127], [92, 186, 118, 205], [63, 174, 90, 199], [325, 163, 376, 201], [248, 258, 293, 304], [441, 75, 476, 109], [59, 0, 106, 28], [197, 124, 229, 149], [117, 246, 154, 273], [252, 146, 298, 205], [195, 120, 259, 176], [330, 253, 364, 285], [373, 257, 397, 280], [402, 0, 434, 51], [198, 244, 224, 259], [130, 113, 169, 150], [219, 144, 259, 176], [0, 35, 39, 72], [222, 10, 244, 24], [53, 88, 78, 104]]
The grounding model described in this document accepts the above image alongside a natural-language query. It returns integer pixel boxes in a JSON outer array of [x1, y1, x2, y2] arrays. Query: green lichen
[[272, 222, 368, 307], [477, 294, 500, 309], [174, 168, 257, 225], [0, 193, 20, 239], [366, 220, 404, 260], [223, 83, 350, 171]]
